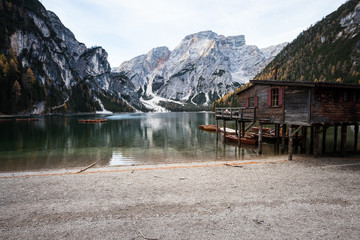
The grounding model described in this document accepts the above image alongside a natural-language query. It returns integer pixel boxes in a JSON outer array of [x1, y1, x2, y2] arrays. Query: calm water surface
[[0, 112, 360, 172], [0, 112, 282, 172]]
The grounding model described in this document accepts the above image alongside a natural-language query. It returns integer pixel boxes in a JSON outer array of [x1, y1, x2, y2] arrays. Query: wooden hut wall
[[311, 87, 360, 123], [284, 86, 310, 124], [255, 85, 284, 123], [237, 87, 254, 108]]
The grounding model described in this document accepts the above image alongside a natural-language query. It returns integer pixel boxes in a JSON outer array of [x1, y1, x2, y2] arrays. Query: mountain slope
[[113, 31, 286, 111], [254, 0, 360, 83], [213, 0, 360, 110], [0, 0, 132, 114]]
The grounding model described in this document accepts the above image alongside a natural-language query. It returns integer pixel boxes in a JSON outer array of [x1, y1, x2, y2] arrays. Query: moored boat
[[224, 135, 257, 145], [78, 119, 107, 123], [198, 124, 219, 131], [15, 118, 40, 122]]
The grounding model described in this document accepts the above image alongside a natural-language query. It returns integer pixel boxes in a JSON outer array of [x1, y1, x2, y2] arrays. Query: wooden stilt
[[216, 119, 219, 141], [295, 129, 299, 150], [310, 126, 314, 154], [333, 125, 338, 152], [354, 124, 358, 151], [276, 124, 281, 144], [341, 124, 347, 155], [223, 120, 226, 142], [314, 126, 320, 157], [242, 122, 245, 137], [322, 126, 328, 154], [281, 124, 286, 152], [288, 125, 293, 160], [235, 120, 238, 136], [258, 122, 263, 154], [237, 121, 241, 147], [301, 127, 307, 153]]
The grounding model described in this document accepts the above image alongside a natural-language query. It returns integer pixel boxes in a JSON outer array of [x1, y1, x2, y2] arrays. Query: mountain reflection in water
[[0, 112, 282, 172]]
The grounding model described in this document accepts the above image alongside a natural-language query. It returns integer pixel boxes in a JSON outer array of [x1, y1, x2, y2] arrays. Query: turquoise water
[[0, 112, 275, 172]]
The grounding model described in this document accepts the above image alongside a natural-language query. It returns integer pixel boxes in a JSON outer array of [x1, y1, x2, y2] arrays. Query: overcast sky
[[41, 0, 345, 68]]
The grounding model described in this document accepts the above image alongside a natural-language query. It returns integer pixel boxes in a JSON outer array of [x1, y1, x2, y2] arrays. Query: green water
[[0, 112, 276, 172], [1, 112, 359, 172]]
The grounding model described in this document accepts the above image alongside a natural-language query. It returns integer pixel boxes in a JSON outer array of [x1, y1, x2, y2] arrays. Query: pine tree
[[11, 80, 21, 112]]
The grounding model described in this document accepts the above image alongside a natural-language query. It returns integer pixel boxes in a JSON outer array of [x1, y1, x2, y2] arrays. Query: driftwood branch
[[225, 163, 243, 168], [138, 230, 158, 240], [77, 158, 103, 173]]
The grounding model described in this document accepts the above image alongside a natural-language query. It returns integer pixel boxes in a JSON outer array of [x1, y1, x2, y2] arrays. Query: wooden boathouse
[[215, 80, 360, 160]]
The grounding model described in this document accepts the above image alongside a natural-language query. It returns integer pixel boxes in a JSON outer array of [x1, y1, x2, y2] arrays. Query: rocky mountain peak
[[112, 31, 286, 111]]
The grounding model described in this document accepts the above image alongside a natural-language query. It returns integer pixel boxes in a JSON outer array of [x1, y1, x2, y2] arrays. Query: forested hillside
[[254, 0, 360, 83], [213, 0, 360, 110]]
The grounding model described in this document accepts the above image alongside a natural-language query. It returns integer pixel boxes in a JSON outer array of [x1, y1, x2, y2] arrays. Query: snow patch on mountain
[[112, 30, 286, 111]]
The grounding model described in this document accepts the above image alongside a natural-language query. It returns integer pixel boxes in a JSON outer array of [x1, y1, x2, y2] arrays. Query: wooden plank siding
[[284, 86, 310, 124], [255, 85, 284, 123], [232, 80, 360, 126], [311, 88, 360, 124]]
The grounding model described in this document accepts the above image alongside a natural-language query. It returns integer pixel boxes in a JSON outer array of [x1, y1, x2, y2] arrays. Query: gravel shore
[[1, 155, 360, 239]]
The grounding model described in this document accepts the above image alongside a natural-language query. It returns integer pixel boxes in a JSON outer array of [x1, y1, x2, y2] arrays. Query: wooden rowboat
[[15, 118, 39, 122], [198, 124, 219, 131], [251, 127, 271, 133], [78, 119, 107, 123], [225, 135, 257, 145]]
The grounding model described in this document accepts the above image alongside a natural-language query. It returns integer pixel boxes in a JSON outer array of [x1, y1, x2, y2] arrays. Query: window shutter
[[254, 96, 258, 107], [267, 89, 272, 107], [279, 87, 283, 107], [245, 98, 249, 108]]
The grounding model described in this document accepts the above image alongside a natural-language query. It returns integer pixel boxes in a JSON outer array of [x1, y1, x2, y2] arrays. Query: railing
[[215, 107, 256, 121]]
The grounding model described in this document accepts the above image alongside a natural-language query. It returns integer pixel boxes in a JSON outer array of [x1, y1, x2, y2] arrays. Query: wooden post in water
[[288, 125, 293, 161], [223, 120, 227, 142], [322, 126, 328, 154], [281, 124, 286, 151], [310, 126, 314, 154], [314, 125, 320, 157], [242, 122, 245, 137], [333, 125, 338, 152], [216, 119, 219, 141], [341, 124, 347, 155], [354, 124, 359, 151], [235, 120, 238, 136], [258, 122, 263, 154], [237, 120, 241, 147], [276, 124, 281, 144], [301, 127, 307, 153]]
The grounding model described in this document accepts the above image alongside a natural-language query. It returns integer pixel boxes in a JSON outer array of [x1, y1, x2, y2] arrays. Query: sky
[[41, 0, 346, 68]]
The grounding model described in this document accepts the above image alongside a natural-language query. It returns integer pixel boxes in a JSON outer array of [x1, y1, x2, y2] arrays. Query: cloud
[[42, 0, 346, 67]]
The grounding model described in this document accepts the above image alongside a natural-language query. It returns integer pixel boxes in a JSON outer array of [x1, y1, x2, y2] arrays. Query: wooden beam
[[242, 122, 245, 138], [238, 121, 241, 147], [322, 126, 328, 154], [258, 122, 263, 154], [276, 124, 281, 144], [288, 125, 293, 161], [281, 124, 286, 151], [301, 127, 307, 153], [235, 120, 238, 136], [216, 119, 219, 141], [314, 126, 320, 157], [223, 120, 227, 142], [341, 124, 347, 156], [290, 126, 302, 137], [333, 125, 338, 152], [310, 126, 314, 154], [354, 124, 358, 151]]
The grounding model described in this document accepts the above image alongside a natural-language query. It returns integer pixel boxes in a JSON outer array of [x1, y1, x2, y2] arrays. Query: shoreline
[[1, 155, 360, 239]]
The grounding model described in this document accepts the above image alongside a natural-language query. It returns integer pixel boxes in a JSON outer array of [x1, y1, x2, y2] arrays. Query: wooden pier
[[215, 80, 360, 160]]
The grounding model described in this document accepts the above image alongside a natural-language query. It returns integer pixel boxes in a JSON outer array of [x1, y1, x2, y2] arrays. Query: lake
[[0, 112, 280, 172], [1, 112, 357, 172]]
